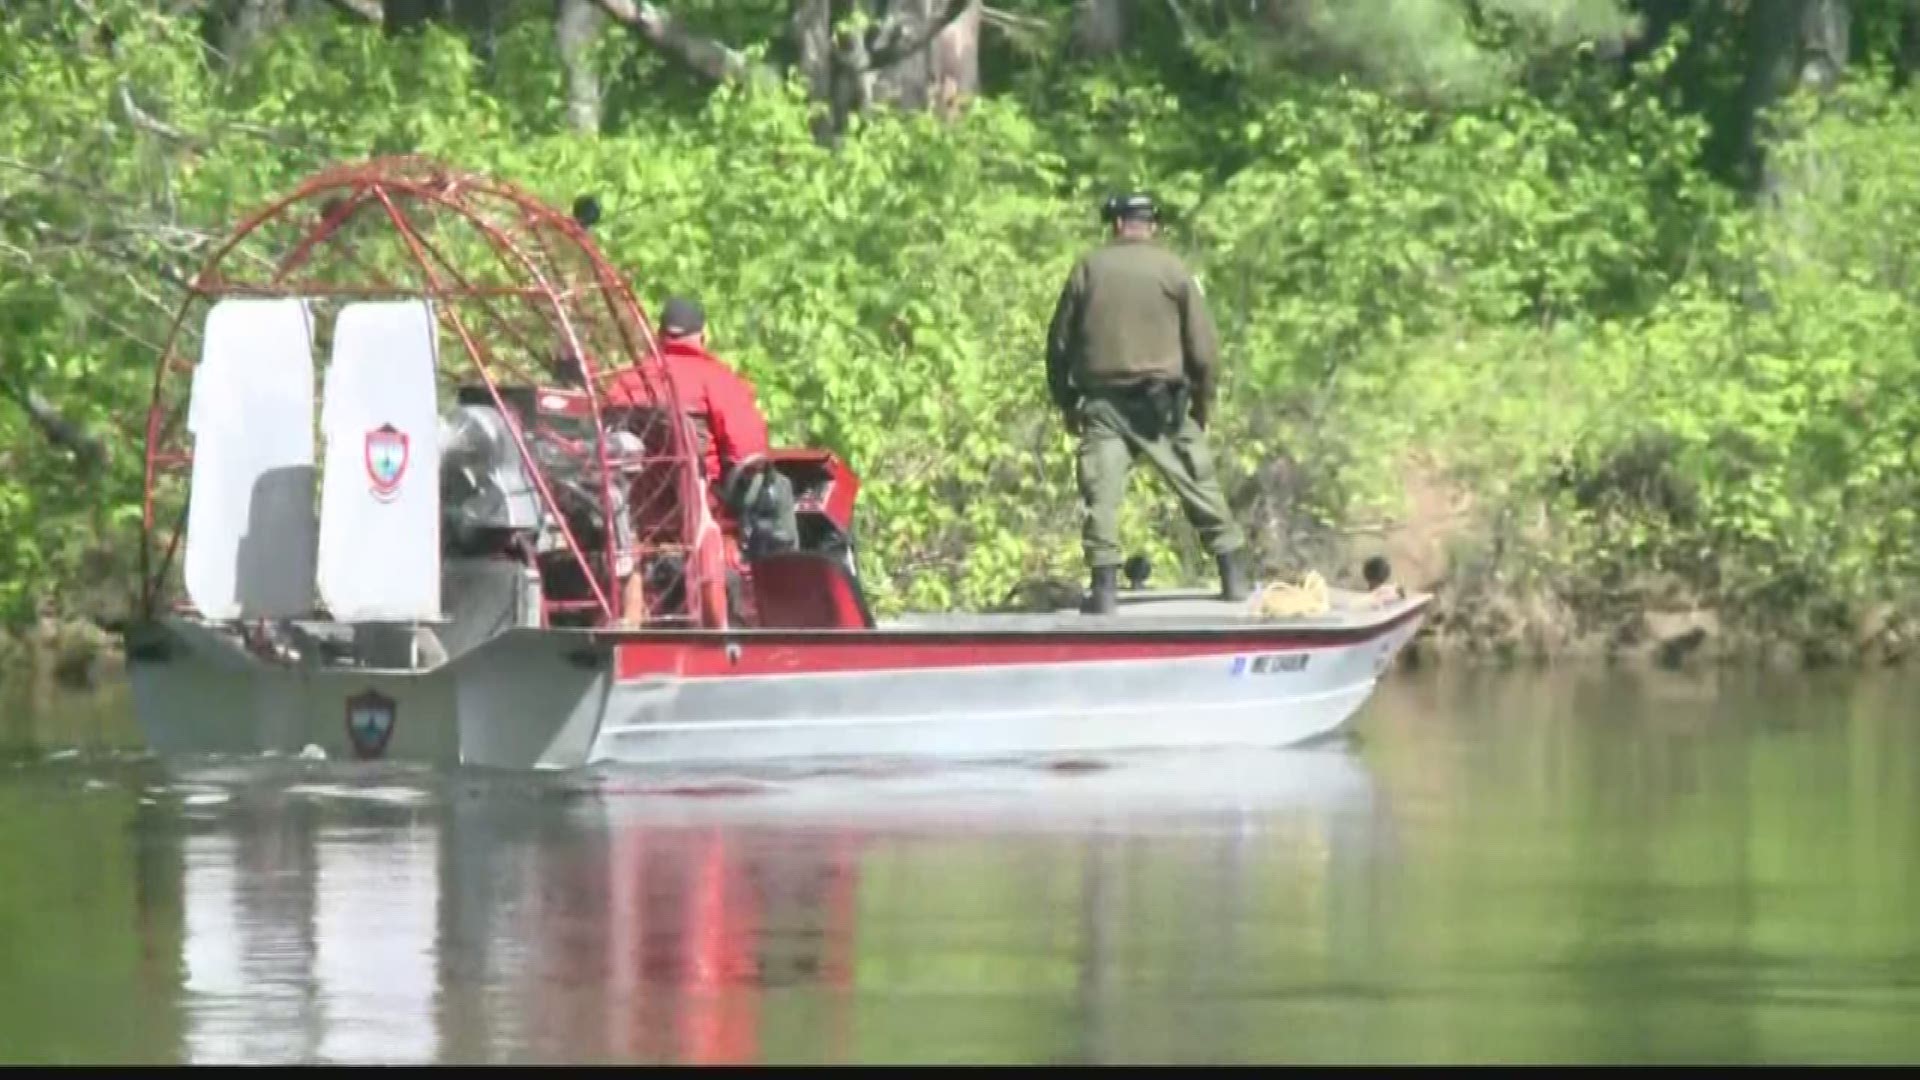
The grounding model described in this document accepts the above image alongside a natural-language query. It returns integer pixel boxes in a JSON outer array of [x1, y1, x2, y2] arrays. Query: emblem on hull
[[364, 422, 410, 501], [345, 689, 397, 759]]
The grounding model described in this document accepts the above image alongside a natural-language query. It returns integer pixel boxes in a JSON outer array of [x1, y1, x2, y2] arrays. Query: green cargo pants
[[1074, 390, 1246, 570]]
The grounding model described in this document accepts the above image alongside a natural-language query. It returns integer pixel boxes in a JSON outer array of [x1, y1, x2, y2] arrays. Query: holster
[[1110, 378, 1189, 441]]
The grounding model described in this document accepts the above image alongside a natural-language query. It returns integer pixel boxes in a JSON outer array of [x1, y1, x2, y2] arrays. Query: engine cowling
[[438, 401, 542, 555]]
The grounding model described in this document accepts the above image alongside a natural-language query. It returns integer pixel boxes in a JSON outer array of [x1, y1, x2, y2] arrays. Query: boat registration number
[[1230, 652, 1309, 676]]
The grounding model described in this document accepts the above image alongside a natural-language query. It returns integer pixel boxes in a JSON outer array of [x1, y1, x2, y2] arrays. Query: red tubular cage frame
[[138, 155, 711, 629]]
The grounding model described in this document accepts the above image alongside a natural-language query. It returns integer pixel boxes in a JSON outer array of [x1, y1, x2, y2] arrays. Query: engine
[[431, 383, 870, 631], [439, 399, 543, 555], [436, 385, 636, 560]]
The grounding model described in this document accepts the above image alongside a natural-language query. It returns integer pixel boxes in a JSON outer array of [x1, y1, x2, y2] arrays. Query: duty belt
[[1093, 377, 1188, 440]]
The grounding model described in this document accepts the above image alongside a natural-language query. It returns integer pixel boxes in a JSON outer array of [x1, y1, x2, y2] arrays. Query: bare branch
[[117, 83, 198, 145], [0, 188, 207, 293], [322, 0, 384, 21], [0, 155, 89, 189], [0, 166, 209, 249], [981, 5, 1050, 35], [15, 235, 194, 304], [867, 0, 976, 72], [1165, 0, 1196, 45], [0, 255, 177, 355], [591, 0, 775, 85], [111, 78, 307, 150], [0, 369, 108, 469]]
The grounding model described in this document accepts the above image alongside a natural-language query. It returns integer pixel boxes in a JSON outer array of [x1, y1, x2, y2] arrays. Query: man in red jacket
[[651, 296, 771, 488], [603, 296, 772, 491], [605, 296, 789, 625]]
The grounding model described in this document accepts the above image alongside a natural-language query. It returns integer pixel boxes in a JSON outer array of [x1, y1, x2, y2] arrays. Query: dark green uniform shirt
[[1045, 235, 1222, 419]]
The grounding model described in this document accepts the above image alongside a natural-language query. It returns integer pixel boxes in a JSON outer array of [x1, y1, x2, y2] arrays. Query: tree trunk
[[382, 0, 442, 33], [925, 0, 980, 117], [382, 0, 496, 37], [466, 0, 503, 61], [790, 0, 837, 140], [599, 0, 977, 140], [1620, 0, 1692, 71], [1733, 0, 1797, 188], [320, 0, 384, 22], [1068, 0, 1126, 59], [1899, 0, 1920, 89], [791, 0, 833, 99], [556, 0, 605, 134], [787, 0, 979, 140], [231, 0, 287, 54], [1796, 0, 1848, 92], [203, 0, 288, 63], [863, 0, 980, 114], [1734, 0, 1850, 198]]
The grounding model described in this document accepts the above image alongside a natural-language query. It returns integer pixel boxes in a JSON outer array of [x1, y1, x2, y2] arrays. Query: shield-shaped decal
[[365, 423, 410, 501], [345, 689, 397, 759]]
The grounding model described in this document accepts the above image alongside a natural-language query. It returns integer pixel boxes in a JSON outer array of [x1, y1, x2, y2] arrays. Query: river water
[[1, 665, 1917, 1065]]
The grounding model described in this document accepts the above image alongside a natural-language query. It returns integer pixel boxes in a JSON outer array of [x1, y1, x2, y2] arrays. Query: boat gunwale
[[130, 595, 1431, 658], [579, 593, 1433, 646]]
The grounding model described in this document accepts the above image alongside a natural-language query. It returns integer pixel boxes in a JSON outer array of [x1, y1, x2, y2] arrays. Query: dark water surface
[[1, 665, 1917, 1064]]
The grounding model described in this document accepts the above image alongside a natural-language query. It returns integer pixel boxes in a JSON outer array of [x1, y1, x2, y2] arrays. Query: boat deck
[[878, 587, 1427, 634]]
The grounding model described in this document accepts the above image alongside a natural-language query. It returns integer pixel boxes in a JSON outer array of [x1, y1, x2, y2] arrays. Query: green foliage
[[1115, 0, 1636, 108], [3, 0, 1920, 645], [1562, 80, 1920, 616]]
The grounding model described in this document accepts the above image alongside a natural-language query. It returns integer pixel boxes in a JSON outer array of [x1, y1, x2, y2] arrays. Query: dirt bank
[[1279, 459, 1920, 672], [0, 616, 124, 693]]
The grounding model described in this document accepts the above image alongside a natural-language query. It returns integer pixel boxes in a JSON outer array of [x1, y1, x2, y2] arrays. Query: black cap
[[659, 296, 705, 337], [571, 193, 601, 230], [1362, 555, 1392, 589], [1101, 192, 1158, 224]]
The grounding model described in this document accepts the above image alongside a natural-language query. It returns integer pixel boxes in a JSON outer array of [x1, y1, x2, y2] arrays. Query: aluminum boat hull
[[126, 589, 1430, 770]]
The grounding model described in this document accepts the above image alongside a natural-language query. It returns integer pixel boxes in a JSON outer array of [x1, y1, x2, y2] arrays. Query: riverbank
[[0, 618, 124, 694], [1284, 497, 1920, 673], [1404, 587, 1918, 670]]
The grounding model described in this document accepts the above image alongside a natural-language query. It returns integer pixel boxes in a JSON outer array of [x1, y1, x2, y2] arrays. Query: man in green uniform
[[1046, 192, 1253, 615]]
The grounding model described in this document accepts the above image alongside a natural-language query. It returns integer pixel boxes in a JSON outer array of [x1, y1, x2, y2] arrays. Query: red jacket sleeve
[[603, 366, 647, 407], [704, 365, 770, 472]]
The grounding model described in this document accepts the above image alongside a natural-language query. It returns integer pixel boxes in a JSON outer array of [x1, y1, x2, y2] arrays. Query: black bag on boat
[[741, 470, 800, 560]]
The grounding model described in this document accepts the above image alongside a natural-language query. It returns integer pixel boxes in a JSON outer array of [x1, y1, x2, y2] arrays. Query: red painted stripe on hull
[[613, 606, 1422, 682]]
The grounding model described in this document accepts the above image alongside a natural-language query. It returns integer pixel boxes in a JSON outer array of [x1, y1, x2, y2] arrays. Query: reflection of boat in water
[[174, 788, 441, 1064], [588, 747, 1378, 833], [155, 750, 1386, 1063], [125, 156, 1428, 772]]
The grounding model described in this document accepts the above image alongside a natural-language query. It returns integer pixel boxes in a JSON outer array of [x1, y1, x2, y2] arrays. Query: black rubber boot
[[1217, 550, 1253, 602], [1081, 566, 1118, 615]]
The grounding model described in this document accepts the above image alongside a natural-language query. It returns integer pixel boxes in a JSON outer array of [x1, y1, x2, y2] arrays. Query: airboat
[[124, 157, 1429, 770]]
